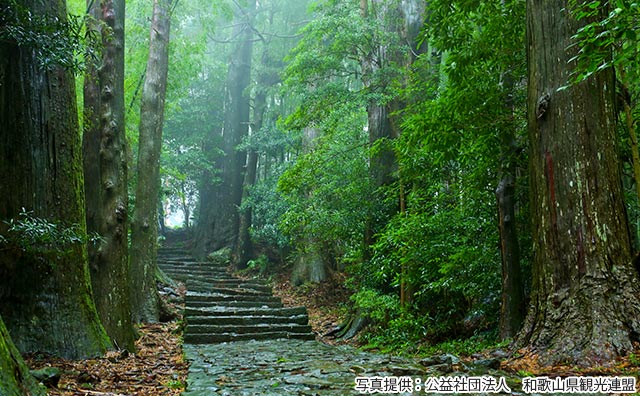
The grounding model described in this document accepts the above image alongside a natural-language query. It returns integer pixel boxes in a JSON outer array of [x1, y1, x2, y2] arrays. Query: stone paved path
[[158, 247, 314, 344], [158, 247, 608, 396]]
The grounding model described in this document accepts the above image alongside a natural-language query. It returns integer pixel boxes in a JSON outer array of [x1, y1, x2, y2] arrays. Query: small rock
[[427, 362, 453, 374], [30, 367, 61, 388], [472, 358, 502, 370], [420, 353, 459, 367], [491, 349, 510, 359], [389, 366, 425, 376]]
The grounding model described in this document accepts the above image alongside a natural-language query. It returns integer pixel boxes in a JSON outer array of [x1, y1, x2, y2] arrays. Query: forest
[[1, 0, 640, 394]]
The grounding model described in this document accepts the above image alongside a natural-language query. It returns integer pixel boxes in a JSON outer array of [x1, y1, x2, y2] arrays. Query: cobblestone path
[[158, 247, 608, 396]]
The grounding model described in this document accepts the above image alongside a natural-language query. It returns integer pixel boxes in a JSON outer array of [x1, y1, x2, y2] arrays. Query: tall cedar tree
[[236, 47, 279, 267], [360, 0, 425, 302], [517, 0, 640, 365], [130, 0, 172, 322], [83, 0, 136, 350], [0, 0, 111, 358], [195, 0, 254, 259]]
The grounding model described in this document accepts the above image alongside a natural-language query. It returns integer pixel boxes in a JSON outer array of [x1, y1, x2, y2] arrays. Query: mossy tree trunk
[[517, 0, 640, 366], [0, 317, 46, 396], [130, 0, 172, 323], [0, 0, 111, 358], [83, 0, 136, 351]]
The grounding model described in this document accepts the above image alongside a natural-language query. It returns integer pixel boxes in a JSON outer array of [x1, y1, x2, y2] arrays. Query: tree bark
[[195, 0, 254, 258], [496, 173, 524, 339], [130, 0, 172, 323], [497, 67, 525, 340], [83, 0, 135, 351], [517, 0, 640, 366], [0, 0, 111, 358], [0, 316, 46, 396], [235, 45, 279, 268]]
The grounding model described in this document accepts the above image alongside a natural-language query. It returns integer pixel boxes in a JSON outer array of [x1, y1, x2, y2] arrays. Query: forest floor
[[24, 322, 188, 396], [270, 271, 353, 345]]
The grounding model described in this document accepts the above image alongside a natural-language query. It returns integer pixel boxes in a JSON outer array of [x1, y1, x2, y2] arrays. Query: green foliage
[[0, 209, 99, 261], [567, 0, 640, 84], [246, 254, 270, 276], [342, 0, 530, 348], [278, 105, 372, 265], [244, 168, 292, 249], [0, 1, 98, 72], [164, 379, 185, 390], [420, 334, 508, 357], [207, 247, 232, 265]]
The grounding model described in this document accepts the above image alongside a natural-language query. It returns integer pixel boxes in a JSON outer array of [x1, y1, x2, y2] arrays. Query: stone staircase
[[157, 247, 316, 344]]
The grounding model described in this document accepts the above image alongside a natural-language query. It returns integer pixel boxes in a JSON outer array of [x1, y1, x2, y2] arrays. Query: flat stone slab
[[182, 339, 427, 395]]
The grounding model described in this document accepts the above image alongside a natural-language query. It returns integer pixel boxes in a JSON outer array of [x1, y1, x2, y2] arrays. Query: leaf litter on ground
[[25, 322, 188, 396]]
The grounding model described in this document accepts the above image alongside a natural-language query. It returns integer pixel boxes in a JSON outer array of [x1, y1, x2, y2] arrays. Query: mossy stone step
[[186, 292, 281, 303], [187, 314, 310, 326], [185, 323, 313, 335], [184, 331, 316, 344], [185, 306, 308, 317], [186, 300, 283, 309]]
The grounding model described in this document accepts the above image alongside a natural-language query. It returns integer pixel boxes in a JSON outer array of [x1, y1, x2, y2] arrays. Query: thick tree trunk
[[517, 0, 640, 366], [0, 0, 111, 358], [194, 0, 254, 258], [130, 0, 172, 323], [290, 127, 331, 284], [0, 317, 46, 396], [83, 0, 135, 351]]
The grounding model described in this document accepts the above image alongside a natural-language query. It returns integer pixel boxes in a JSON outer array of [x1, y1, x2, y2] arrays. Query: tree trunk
[[194, 0, 254, 258], [0, 0, 111, 358], [130, 0, 172, 323], [290, 127, 331, 284], [517, 0, 640, 366], [361, 0, 425, 299], [0, 317, 46, 396], [235, 48, 278, 268], [83, 0, 135, 351], [497, 68, 524, 340], [496, 173, 524, 339]]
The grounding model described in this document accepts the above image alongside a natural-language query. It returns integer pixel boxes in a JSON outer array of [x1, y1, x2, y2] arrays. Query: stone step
[[186, 300, 283, 309], [157, 257, 200, 264], [187, 314, 310, 326], [158, 264, 229, 273], [186, 323, 313, 335], [160, 267, 230, 282], [158, 248, 190, 254], [184, 331, 316, 344], [163, 274, 234, 284], [186, 292, 281, 303], [186, 306, 308, 317], [157, 261, 224, 270], [158, 247, 314, 345], [186, 284, 273, 296]]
